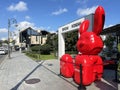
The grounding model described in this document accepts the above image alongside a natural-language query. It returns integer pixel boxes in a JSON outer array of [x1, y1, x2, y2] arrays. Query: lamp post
[[39, 33, 41, 59], [18, 30, 22, 52], [8, 18, 17, 59], [28, 36, 31, 52]]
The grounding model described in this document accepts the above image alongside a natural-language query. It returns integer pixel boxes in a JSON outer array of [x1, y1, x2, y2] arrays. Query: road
[[0, 54, 7, 64]]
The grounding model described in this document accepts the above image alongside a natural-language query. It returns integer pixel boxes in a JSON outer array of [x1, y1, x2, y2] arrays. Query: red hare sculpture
[[74, 6, 105, 85], [60, 6, 105, 86]]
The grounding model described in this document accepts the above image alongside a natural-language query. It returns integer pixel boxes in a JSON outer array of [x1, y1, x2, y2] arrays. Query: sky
[[0, 0, 120, 40]]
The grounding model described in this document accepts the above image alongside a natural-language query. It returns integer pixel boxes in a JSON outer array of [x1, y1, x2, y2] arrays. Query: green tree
[[30, 45, 41, 53], [65, 30, 78, 54], [104, 35, 115, 50], [103, 34, 116, 57], [3, 40, 8, 44], [40, 44, 51, 55], [46, 33, 58, 52], [0, 40, 2, 46]]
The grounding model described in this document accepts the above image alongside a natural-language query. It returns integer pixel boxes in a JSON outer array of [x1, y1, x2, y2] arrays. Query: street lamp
[[39, 33, 41, 59], [18, 30, 23, 52], [8, 18, 17, 59], [28, 36, 31, 51]]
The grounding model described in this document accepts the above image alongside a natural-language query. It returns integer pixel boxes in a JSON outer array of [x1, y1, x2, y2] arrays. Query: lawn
[[25, 52, 57, 61], [40, 54, 56, 60]]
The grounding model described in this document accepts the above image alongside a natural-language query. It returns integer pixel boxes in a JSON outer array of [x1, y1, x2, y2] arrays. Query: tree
[[103, 34, 118, 59], [0, 40, 2, 46], [104, 35, 115, 50], [40, 44, 51, 55], [65, 30, 78, 54], [46, 33, 58, 52], [3, 40, 8, 44]]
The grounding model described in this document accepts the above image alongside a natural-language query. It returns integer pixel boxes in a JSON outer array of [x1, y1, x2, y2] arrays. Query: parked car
[[0, 47, 8, 55], [103, 60, 115, 65], [103, 59, 116, 70], [14, 45, 19, 51]]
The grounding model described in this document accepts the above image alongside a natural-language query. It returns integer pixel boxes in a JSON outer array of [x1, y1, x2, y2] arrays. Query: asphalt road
[[0, 54, 7, 64]]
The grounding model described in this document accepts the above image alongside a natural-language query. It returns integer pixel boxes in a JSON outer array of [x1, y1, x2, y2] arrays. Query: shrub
[[25, 52, 39, 60], [30, 44, 51, 55], [40, 44, 51, 55], [30, 46, 41, 53]]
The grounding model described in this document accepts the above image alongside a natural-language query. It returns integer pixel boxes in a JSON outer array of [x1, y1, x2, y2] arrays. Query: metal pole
[[19, 30, 22, 52], [8, 19, 10, 59], [39, 33, 41, 59], [7, 18, 17, 58], [78, 64, 86, 90]]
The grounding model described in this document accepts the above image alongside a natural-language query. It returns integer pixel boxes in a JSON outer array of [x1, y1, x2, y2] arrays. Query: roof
[[41, 30, 49, 35], [20, 27, 49, 35], [101, 24, 120, 35]]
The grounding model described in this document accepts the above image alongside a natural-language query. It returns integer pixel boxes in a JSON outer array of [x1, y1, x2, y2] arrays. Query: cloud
[[0, 28, 8, 40], [39, 26, 50, 30], [77, 6, 98, 16], [49, 30, 57, 33], [25, 15, 31, 20], [17, 21, 35, 30], [1, 37, 7, 41], [0, 21, 36, 40], [0, 28, 8, 33], [104, 24, 114, 29], [39, 26, 56, 33], [7, 1, 28, 11], [16, 21, 52, 31], [52, 8, 68, 15], [76, 0, 88, 4]]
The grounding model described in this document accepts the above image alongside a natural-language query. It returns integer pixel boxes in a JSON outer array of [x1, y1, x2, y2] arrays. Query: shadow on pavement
[[95, 80, 118, 90], [10, 61, 45, 90]]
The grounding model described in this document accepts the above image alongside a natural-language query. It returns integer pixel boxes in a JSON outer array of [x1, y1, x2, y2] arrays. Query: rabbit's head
[[77, 6, 105, 55]]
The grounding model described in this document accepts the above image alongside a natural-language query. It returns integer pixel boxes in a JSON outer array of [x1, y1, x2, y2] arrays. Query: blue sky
[[0, 0, 120, 40]]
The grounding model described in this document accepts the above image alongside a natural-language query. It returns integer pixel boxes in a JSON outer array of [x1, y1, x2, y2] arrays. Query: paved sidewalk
[[0, 51, 118, 90]]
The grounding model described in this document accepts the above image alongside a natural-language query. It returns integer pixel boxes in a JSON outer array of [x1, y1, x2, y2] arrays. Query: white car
[[0, 47, 7, 55]]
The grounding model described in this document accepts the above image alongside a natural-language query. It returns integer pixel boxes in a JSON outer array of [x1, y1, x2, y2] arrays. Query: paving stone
[[0, 51, 118, 90]]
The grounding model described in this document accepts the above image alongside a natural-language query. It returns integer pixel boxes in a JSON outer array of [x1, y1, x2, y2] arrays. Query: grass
[[40, 54, 56, 60], [25, 52, 57, 61]]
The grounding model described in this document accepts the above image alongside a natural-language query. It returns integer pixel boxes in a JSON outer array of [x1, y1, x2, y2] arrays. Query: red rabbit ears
[[93, 6, 105, 35], [79, 6, 105, 35], [79, 20, 89, 34]]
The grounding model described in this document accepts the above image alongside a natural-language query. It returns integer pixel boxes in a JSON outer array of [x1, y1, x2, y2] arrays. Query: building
[[100, 24, 120, 59], [15, 27, 49, 48]]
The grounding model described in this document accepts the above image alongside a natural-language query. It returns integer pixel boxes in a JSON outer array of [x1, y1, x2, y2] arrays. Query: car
[[103, 60, 115, 65], [0, 47, 7, 55], [14, 45, 19, 51], [103, 60, 116, 70]]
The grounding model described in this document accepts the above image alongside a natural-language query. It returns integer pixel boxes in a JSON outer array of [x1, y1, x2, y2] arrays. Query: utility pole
[[8, 18, 17, 59]]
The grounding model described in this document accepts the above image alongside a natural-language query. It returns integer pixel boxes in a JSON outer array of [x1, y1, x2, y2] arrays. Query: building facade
[[15, 27, 49, 48]]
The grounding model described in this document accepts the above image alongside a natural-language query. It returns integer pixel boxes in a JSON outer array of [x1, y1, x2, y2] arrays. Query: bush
[[30, 45, 41, 53], [40, 44, 51, 55], [26, 52, 39, 60], [30, 44, 51, 55]]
